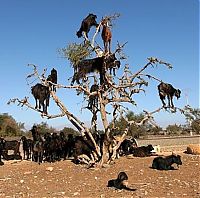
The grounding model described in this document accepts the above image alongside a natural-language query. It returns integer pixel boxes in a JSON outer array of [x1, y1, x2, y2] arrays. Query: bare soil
[[0, 151, 199, 198]]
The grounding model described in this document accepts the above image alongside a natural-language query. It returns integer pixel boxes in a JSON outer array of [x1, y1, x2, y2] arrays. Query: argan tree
[[8, 14, 181, 167]]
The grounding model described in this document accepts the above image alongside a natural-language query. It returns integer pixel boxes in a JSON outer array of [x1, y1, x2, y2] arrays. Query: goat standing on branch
[[158, 82, 181, 108], [71, 53, 120, 85], [47, 68, 57, 92], [101, 18, 112, 53], [76, 13, 99, 40], [31, 83, 50, 114], [88, 83, 99, 110]]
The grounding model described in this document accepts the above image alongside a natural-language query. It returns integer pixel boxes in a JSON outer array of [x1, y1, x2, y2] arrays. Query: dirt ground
[[0, 151, 199, 198]]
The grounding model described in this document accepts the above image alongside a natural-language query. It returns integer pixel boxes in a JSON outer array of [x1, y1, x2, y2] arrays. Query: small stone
[[46, 167, 54, 172], [20, 180, 24, 183], [24, 171, 32, 175]]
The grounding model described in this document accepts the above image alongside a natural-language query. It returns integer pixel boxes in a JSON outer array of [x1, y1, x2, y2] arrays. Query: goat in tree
[[47, 68, 57, 92], [88, 84, 99, 110], [76, 13, 98, 39], [158, 82, 181, 108], [101, 18, 112, 53], [71, 54, 120, 85], [31, 83, 50, 114]]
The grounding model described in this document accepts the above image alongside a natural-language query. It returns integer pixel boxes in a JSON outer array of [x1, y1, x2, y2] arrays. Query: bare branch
[[131, 57, 173, 82], [7, 97, 66, 119], [124, 107, 164, 127]]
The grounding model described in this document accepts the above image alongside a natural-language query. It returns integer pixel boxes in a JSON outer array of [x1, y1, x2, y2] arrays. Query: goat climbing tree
[[8, 13, 182, 167]]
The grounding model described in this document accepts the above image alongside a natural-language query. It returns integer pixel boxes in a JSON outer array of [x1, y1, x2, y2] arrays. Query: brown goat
[[101, 19, 112, 53]]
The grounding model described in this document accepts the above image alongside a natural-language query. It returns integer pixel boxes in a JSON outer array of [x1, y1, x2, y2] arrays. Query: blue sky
[[0, 0, 199, 130]]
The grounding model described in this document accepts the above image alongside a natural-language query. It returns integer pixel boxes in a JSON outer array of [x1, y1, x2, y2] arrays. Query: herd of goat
[[0, 125, 182, 172]]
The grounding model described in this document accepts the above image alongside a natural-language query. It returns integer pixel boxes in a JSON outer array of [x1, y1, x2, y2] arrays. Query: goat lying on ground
[[76, 13, 98, 39], [31, 83, 50, 114], [152, 153, 182, 170], [130, 144, 154, 157], [2, 140, 21, 156], [158, 82, 181, 108], [3, 153, 22, 160], [0, 138, 21, 160], [117, 138, 138, 156], [107, 172, 136, 191]]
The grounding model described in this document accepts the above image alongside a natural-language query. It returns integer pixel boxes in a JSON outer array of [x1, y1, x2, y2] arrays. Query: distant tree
[[191, 119, 200, 134], [113, 111, 150, 138], [166, 124, 182, 135], [36, 122, 57, 135], [183, 106, 200, 134], [147, 126, 163, 135], [0, 113, 24, 137]]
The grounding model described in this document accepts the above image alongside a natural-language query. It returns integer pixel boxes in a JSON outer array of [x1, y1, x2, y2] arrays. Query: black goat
[[88, 84, 99, 110], [66, 134, 75, 158], [31, 83, 50, 113], [2, 140, 20, 156], [32, 139, 44, 164], [43, 132, 62, 162], [21, 136, 33, 160], [118, 138, 138, 156], [59, 132, 75, 160], [71, 54, 120, 85], [152, 154, 182, 170], [30, 125, 44, 164], [73, 135, 95, 164], [30, 125, 40, 142], [47, 68, 57, 92], [158, 82, 181, 108], [76, 13, 98, 39], [130, 144, 154, 157], [107, 172, 135, 191]]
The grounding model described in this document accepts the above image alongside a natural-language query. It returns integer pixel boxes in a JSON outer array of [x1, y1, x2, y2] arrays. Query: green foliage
[[191, 119, 200, 134], [184, 106, 200, 123], [166, 124, 182, 135], [25, 122, 58, 137], [36, 122, 57, 135], [147, 126, 163, 135], [112, 111, 148, 138], [0, 113, 24, 137], [183, 106, 200, 134], [58, 42, 93, 67]]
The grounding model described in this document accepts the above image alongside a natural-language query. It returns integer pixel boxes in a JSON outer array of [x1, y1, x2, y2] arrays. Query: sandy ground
[[0, 151, 199, 198]]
